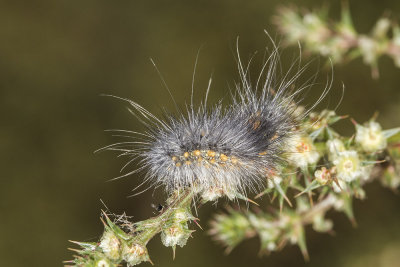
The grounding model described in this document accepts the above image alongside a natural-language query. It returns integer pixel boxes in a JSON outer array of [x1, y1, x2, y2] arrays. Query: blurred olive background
[[1, 0, 400, 266]]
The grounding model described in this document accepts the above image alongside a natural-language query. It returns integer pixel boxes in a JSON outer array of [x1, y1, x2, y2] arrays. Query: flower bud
[[312, 213, 333, 232], [359, 36, 379, 65], [333, 150, 365, 182], [355, 121, 387, 152], [372, 18, 391, 39], [392, 25, 400, 67], [173, 208, 192, 223], [122, 243, 150, 266], [287, 135, 320, 169], [201, 187, 224, 202], [248, 214, 280, 252], [99, 231, 121, 261], [95, 258, 114, 267], [161, 224, 192, 248], [314, 167, 331, 185], [326, 138, 345, 160], [381, 165, 400, 189], [209, 210, 251, 251], [201, 185, 236, 202]]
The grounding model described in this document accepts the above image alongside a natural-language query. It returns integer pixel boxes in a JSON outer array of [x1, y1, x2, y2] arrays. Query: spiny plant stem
[[67, 189, 197, 267], [274, 4, 400, 78], [300, 194, 336, 224]]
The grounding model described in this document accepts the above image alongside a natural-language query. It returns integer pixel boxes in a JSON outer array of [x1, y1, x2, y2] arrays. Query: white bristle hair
[[99, 39, 330, 199]]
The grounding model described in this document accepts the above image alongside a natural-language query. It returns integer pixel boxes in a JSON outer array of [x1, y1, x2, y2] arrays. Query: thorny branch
[[67, 109, 400, 266]]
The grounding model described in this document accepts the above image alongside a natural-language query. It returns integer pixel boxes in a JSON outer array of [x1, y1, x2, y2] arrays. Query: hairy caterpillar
[[100, 43, 329, 201]]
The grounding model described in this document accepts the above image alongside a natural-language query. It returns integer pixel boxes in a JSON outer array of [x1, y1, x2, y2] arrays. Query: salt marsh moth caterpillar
[[100, 43, 329, 201]]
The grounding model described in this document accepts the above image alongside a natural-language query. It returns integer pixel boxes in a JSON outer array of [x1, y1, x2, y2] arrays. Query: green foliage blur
[[1, 0, 400, 266]]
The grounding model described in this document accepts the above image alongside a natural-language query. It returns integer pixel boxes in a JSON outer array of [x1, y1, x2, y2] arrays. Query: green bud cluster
[[66, 190, 196, 266], [160, 207, 195, 257], [274, 4, 400, 78]]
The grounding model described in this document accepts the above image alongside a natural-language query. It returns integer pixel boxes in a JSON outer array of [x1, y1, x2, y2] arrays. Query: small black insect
[[151, 203, 164, 212]]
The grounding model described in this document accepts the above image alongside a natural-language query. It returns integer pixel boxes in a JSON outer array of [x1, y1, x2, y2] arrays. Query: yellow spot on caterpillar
[[183, 152, 190, 158], [207, 150, 216, 157], [253, 120, 261, 130], [209, 158, 216, 164], [231, 156, 238, 164], [175, 162, 182, 167], [220, 154, 228, 162], [197, 157, 203, 162], [193, 150, 201, 156], [259, 151, 267, 156], [271, 134, 279, 141], [171, 156, 178, 161], [249, 111, 262, 130], [185, 161, 191, 165]]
